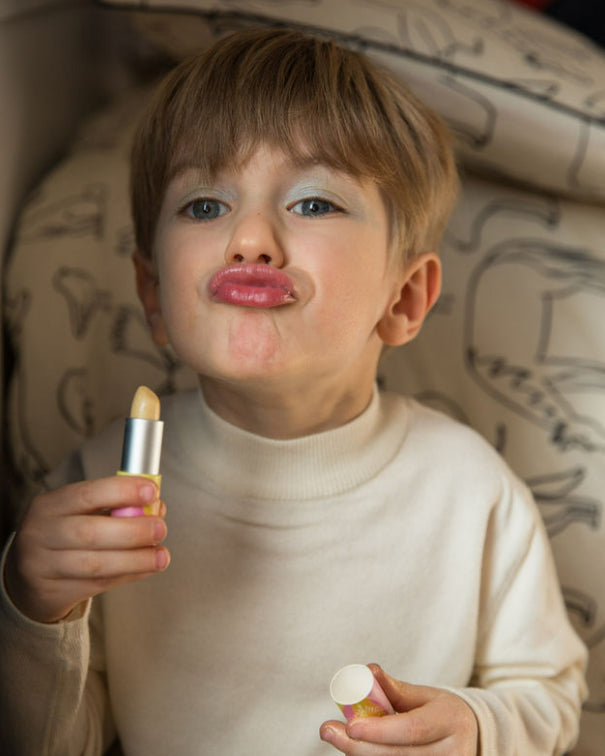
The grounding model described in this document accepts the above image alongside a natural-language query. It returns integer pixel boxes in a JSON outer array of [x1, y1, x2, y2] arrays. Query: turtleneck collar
[[166, 386, 410, 502]]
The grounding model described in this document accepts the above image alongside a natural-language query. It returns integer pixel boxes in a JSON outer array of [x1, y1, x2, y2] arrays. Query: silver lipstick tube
[[120, 417, 164, 475]]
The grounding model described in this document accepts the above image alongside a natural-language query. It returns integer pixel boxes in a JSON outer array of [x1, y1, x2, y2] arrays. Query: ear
[[377, 252, 442, 347], [132, 251, 169, 347]]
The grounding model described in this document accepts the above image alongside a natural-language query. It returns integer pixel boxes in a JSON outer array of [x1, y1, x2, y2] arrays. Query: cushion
[[3, 86, 197, 495], [95, 0, 605, 202]]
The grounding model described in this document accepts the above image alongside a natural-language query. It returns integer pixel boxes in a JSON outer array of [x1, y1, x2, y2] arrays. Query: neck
[[198, 375, 377, 439]]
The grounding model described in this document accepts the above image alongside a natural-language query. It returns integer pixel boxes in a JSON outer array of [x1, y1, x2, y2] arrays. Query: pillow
[[3, 86, 197, 498], [95, 0, 605, 203]]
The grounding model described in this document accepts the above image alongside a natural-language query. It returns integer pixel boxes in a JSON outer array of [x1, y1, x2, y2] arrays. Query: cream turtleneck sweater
[[0, 388, 587, 755]]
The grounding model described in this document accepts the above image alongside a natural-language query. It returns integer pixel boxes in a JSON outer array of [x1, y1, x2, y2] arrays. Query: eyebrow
[[167, 163, 212, 185], [168, 157, 367, 190]]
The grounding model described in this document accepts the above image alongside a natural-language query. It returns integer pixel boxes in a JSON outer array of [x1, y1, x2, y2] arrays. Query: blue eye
[[184, 198, 228, 221], [291, 198, 339, 217]]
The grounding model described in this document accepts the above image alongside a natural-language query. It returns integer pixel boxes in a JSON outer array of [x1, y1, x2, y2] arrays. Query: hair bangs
[[164, 31, 397, 186]]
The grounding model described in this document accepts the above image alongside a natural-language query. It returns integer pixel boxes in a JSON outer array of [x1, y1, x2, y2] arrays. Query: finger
[[45, 477, 159, 517], [51, 544, 170, 581], [345, 691, 477, 750], [47, 513, 167, 551], [37, 555, 170, 623], [321, 720, 414, 756], [368, 665, 438, 712], [346, 707, 446, 747], [9, 542, 170, 624], [320, 721, 354, 754]]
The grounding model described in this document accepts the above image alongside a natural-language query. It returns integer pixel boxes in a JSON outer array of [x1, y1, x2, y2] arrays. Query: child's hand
[[320, 664, 478, 755], [4, 477, 170, 624]]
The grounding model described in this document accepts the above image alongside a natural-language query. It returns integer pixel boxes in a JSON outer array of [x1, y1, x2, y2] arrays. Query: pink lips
[[208, 264, 297, 309]]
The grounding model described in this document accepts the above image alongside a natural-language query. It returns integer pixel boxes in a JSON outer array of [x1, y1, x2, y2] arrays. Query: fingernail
[[153, 520, 167, 544], [140, 483, 157, 503], [320, 725, 336, 743], [155, 548, 169, 570], [347, 722, 364, 740]]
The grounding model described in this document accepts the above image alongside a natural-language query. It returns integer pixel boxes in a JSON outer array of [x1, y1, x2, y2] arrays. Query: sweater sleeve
[[451, 474, 588, 755], [0, 456, 116, 756]]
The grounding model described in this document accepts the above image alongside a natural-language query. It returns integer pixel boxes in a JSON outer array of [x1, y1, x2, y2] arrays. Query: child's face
[[142, 144, 412, 399]]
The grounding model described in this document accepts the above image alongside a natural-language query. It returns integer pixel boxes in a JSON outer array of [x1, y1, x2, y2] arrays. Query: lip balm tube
[[330, 664, 395, 721], [112, 385, 164, 517]]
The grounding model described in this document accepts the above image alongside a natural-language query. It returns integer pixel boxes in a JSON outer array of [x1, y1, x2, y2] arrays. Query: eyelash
[[289, 198, 343, 217], [179, 195, 345, 222], [180, 198, 228, 222]]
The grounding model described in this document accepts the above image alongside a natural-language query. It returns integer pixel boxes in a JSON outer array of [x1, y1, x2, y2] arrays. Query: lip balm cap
[[329, 664, 394, 720], [330, 664, 375, 705]]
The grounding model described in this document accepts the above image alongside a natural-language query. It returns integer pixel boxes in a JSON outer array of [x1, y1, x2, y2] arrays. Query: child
[[0, 27, 587, 756]]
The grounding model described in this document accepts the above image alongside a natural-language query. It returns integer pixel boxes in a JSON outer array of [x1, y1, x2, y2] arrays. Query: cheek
[[157, 255, 202, 336], [314, 253, 390, 323]]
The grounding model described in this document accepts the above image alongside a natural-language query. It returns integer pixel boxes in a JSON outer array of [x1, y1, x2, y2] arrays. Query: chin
[[190, 349, 296, 386]]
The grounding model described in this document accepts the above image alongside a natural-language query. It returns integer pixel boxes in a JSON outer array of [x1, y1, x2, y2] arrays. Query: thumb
[[367, 664, 438, 713]]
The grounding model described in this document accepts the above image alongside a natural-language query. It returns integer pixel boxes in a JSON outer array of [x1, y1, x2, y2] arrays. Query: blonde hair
[[131, 27, 458, 264]]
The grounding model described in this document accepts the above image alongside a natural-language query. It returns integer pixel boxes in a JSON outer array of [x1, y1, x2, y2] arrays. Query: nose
[[224, 212, 285, 267]]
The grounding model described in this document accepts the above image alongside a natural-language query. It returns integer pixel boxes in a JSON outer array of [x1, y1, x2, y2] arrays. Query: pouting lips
[[208, 264, 297, 309]]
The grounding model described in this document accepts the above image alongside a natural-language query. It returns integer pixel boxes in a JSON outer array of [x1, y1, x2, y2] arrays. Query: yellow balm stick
[[112, 386, 164, 517], [131, 385, 161, 422]]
